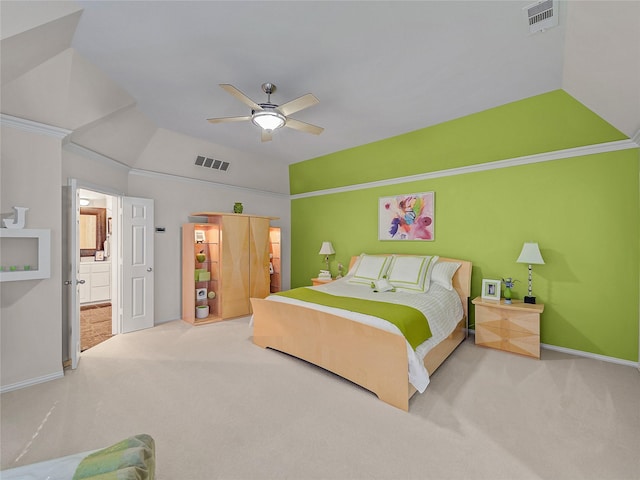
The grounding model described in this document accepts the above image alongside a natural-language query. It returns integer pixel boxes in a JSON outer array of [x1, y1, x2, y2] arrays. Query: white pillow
[[386, 255, 439, 293], [431, 261, 461, 291], [347, 254, 392, 285]]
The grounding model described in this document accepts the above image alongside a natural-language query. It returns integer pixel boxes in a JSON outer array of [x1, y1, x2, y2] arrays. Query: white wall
[[0, 1, 294, 391], [127, 169, 290, 324], [1, 125, 63, 390], [62, 144, 130, 193], [563, 1, 640, 138], [134, 128, 290, 194]]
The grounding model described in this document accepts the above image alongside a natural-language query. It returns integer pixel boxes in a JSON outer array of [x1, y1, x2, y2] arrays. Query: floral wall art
[[379, 192, 434, 241]]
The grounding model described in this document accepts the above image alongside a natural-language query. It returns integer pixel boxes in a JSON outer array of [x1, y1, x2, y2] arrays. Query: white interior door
[[63, 179, 81, 369], [122, 196, 154, 333]]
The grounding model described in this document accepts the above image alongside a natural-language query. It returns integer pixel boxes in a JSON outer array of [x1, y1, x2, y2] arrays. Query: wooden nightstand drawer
[[475, 307, 540, 335], [472, 297, 544, 359], [476, 323, 540, 358]]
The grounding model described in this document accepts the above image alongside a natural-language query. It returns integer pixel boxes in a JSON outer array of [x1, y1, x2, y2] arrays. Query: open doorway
[[78, 188, 118, 351], [64, 182, 155, 369]]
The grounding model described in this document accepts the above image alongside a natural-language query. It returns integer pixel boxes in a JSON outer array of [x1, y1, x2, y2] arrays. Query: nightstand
[[472, 297, 544, 359], [311, 277, 334, 286]]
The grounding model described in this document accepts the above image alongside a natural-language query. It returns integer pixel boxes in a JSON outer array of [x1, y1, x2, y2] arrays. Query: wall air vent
[[524, 0, 558, 34], [194, 156, 230, 173]]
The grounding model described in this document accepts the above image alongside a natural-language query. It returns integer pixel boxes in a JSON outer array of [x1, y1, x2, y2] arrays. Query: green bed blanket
[[275, 288, 431, 349]]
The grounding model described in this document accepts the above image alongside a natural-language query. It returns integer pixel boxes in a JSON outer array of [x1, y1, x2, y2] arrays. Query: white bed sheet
[[263, 278, 463, 393]]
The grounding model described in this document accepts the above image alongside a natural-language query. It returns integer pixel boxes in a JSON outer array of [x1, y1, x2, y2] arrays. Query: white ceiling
[[70, 1, 568, 166]]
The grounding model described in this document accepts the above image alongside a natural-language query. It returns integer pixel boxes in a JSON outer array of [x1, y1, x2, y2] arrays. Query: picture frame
[[378, 192, 435, 241], [194, 230, 206, 243], [95, 250, 105, 261], [481, 279, 501, 301]]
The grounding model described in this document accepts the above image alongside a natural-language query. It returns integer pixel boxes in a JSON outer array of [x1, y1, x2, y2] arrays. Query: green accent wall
[[290, 90, 627, 195], [289, 90, 639, 362]]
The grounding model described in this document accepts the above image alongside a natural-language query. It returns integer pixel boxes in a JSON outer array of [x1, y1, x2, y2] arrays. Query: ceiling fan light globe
[[252, 110, 286, 131]]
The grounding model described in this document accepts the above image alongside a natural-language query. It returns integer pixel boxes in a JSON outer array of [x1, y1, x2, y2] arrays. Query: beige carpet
[[1, 318, 639, 480]]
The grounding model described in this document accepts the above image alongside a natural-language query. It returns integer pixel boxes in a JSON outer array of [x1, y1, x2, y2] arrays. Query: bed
[[250, 254, 472, 411]]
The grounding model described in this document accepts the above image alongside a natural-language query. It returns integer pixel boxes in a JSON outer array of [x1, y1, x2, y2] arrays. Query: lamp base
[[523, 295, 536, 304]]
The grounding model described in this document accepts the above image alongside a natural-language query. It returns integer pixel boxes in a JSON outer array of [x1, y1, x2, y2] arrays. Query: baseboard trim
[[540, 343, 639, 368], [0, 369, 64, 394], [467, 329, 639, 368]]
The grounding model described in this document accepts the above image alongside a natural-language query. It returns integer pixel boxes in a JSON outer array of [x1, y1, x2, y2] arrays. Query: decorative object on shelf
[[198, 271, 211, 282], [0, 228, 51, 282], [196, 288, 207, 300], [196, 305, 210, 319], [481, 278, 501, 301], [318, 241, 335, 276], [194, 268, 207, 281], [318, 270, 332, 280], [194, 230, 206, 243], [378, 192, 434, 241], [336, 263, 344, 279], [516, 242, 545, 304], [502, 277, 518, 304], [233, 202, 243, 214], [95, 250, 105, 261], [196, 250, 206, 262], [208, 291, 216, 299], [2, 206, 29, 229]]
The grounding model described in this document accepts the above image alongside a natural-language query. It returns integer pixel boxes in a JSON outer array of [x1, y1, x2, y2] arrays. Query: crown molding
[[64, 142, 131, 172], [631, 129, 640, 147], [0, 114, 72, 139], [291, 138, 639, 199]]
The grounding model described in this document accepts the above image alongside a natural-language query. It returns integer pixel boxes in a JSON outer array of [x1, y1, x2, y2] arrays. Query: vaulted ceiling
[[2, 1, 639, 174]]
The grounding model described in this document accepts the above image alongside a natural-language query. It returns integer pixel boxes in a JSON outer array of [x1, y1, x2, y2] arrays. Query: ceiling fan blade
[[207, 115, 251, 124], [219, 84, 262, 110], [278, 94, 319, 116], [261, 130, 273, 142], [285, 118, 324, 135]]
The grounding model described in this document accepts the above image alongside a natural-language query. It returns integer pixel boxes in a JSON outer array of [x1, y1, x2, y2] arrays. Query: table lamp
[[318, 241, 335, 277], [516, 242, 545, 304]]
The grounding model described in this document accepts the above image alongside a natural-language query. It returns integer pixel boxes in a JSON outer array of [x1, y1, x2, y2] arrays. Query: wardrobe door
[[249, 217, 271, 301], [221, 215, 250, 318]]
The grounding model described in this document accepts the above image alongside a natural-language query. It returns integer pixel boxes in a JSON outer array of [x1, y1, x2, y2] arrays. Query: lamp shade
[[318, 241, 335, 255], [516, 242, 545, 264], [252, 110, 286, 131]]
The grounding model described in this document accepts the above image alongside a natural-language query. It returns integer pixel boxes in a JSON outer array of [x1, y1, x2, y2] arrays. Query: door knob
[[147, 267, 153, 272], [77, 279, 86, 285]]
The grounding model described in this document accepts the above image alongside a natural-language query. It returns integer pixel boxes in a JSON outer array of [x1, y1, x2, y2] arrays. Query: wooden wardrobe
[[182, 212, 277, 325]]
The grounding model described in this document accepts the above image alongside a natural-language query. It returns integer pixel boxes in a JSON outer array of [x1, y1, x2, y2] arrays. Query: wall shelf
[[0, 229, 51, 282]]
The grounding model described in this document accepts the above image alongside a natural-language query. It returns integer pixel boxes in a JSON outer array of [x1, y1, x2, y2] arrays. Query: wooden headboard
[[348, 255, 472, 321]]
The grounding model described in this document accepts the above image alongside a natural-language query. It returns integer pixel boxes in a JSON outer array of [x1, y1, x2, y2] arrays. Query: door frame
[[67, 179, 124, 365]]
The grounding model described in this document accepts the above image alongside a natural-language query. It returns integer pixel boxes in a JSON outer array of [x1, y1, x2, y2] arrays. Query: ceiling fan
[[207, 83, 324, 142]]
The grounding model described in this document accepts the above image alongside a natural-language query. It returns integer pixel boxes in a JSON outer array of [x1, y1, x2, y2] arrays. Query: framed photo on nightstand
[[481, 279, 501, 301]]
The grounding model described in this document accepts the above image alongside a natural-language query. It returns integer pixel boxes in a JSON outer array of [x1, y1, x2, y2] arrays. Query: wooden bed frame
[[250, 256, 472, 411]]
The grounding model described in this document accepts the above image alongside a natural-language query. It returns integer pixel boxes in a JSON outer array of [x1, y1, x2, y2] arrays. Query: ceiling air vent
[[524, 0, 558, 34], [195, 155, 230, 172]]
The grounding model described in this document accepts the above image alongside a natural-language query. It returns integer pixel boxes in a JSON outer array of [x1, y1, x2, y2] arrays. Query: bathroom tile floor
[[80, 303, 112, 351]]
